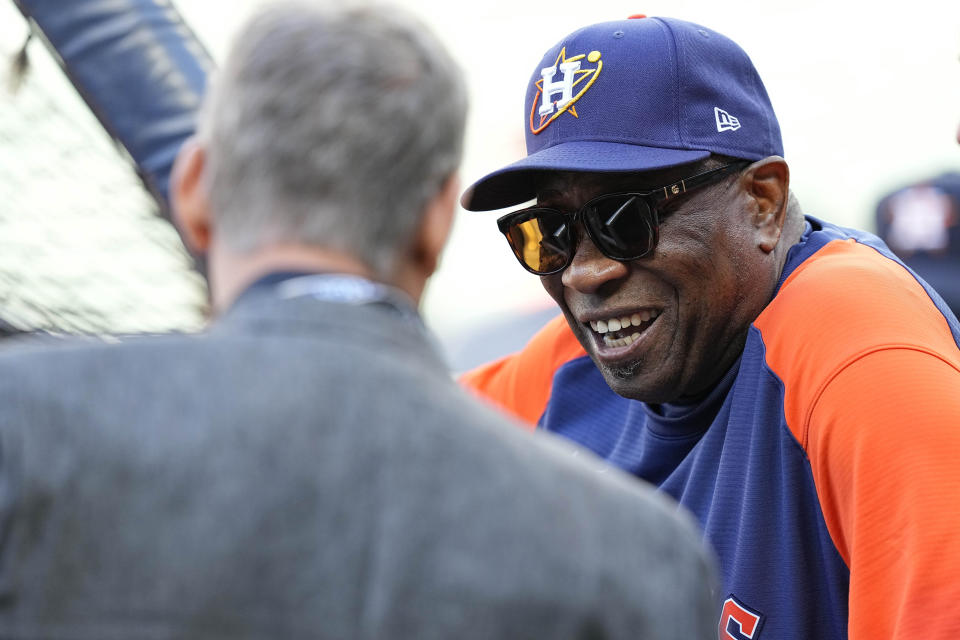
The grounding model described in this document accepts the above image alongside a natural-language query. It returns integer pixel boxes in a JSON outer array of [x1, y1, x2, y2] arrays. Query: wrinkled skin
[[537, 157, 797, 404]]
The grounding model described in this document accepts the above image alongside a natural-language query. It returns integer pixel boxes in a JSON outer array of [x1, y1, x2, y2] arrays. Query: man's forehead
[[535, 162, 708, 196]]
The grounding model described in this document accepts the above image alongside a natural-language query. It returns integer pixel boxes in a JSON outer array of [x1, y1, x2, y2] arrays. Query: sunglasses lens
[[583, 195, 656, 260], [502, 210, 572, 274]]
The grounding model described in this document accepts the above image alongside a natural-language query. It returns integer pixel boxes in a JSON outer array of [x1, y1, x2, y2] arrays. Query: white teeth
[[592, 310, 660, 333], [593, 310, 661, 344], [602, 332, 643, 348]]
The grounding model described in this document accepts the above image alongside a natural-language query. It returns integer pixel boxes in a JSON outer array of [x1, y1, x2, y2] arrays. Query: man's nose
[[561, 231, 630, 294]]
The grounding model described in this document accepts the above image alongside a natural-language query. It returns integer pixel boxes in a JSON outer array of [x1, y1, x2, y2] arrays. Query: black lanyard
[[273, 273, 425, 328]]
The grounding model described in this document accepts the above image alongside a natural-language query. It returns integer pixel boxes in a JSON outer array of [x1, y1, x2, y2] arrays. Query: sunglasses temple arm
[[659, 161, 748, 204]]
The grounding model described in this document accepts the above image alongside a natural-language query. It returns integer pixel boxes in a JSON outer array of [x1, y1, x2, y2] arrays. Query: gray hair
[[197, 1, 467, 277]]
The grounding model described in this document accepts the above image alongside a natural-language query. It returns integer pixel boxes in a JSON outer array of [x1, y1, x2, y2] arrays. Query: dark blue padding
[[12, 0, 212, 212]]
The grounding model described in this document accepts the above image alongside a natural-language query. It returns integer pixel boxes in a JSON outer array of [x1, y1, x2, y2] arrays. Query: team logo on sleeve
[[529, 47, 602, 134], [719, 595, 765, 639]]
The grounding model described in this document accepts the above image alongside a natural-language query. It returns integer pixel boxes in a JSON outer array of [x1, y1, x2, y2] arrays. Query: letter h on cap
[[539, 60, 581, 116]]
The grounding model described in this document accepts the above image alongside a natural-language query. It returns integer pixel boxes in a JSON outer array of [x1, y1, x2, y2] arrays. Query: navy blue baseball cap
[[462, 16, 783, 211]]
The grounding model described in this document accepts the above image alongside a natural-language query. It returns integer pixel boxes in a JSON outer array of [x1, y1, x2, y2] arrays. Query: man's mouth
[[588, 309, 661, 348]]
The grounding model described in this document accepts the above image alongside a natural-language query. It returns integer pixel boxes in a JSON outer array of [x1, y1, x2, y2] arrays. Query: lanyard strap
[[255, 272, 446, 368], [275, 273, 422, 323]]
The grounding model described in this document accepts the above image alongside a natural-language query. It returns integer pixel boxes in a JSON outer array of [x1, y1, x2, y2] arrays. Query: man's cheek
[[539, 275, 564, 305]]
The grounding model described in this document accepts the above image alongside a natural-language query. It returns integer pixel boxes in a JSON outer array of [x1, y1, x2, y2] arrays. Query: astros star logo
[[530, 47, 603, 134]]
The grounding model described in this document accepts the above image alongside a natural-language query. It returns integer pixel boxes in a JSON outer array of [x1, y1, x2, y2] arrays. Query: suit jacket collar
[[213, 275, 449, 374]]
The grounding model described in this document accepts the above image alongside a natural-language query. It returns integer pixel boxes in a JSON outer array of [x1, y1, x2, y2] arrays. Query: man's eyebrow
[[606, 170, 686, 190], [536, 168, 700, 202], [536, 187, 564, 202]]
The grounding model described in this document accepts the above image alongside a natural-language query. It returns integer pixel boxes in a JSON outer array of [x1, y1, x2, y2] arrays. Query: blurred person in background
[[0, 3, 720, 639], [460, 15, 960, 640], [870, 86, 960, 317], [875, 171, 960, 315]]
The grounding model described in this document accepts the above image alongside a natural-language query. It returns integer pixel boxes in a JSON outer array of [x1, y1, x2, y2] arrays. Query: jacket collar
[[213, 272, 448, 373]]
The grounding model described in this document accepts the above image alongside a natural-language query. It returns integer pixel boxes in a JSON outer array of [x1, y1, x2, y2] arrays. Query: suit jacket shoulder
[[0, 294, 718, 639]]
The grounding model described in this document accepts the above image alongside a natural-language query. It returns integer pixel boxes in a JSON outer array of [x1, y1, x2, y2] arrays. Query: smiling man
[[527, 157, 795, 403], [461, 15, 960, 640]]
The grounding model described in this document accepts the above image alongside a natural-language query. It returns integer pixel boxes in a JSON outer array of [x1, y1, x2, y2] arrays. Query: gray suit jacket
[[0, 283, 718, 639]]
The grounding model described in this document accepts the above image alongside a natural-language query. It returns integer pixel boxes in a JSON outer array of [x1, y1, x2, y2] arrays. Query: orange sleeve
[[755, 238, 960, 638], [809, 348, 960, 639], [459, 314, 585, 428]]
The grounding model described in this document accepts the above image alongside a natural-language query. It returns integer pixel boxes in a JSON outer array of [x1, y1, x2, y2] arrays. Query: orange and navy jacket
[[462, 217, 960, 640]]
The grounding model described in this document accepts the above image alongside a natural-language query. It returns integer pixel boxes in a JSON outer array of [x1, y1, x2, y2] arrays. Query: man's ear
[[412, 174, 459, 278], [170, 137, 213, 255], [743, 156, 790, 253]]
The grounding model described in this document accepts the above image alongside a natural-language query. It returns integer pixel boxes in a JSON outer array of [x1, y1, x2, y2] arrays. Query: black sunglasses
[[496, 161, 750, 275]]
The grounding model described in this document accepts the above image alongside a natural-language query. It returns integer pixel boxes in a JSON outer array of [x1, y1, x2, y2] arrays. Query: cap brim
[[461, 141, 711, 211]]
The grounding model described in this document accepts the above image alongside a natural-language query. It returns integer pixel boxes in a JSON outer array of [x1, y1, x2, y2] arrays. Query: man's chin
[[567, 313, 680, 402], [607, 360, 645, 380], [594, 357, 678, 403]]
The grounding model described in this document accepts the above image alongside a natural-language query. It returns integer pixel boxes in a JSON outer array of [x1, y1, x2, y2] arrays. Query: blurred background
[[1, 0, 959, 371]]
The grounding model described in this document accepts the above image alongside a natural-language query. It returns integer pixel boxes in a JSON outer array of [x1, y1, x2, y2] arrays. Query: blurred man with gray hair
[[0, 2, 719, 638]]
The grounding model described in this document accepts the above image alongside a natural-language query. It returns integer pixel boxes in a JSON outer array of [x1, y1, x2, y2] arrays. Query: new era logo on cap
[[715, 107, 741, 132]]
